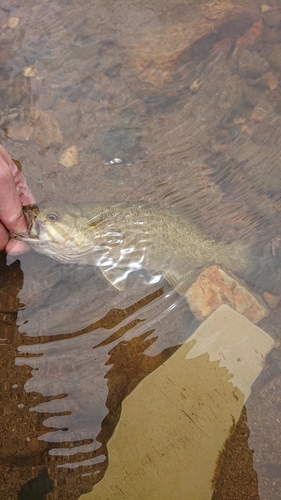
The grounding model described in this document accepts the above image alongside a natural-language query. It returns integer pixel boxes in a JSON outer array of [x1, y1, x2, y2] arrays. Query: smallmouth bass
[[12, 201, 281, 294]]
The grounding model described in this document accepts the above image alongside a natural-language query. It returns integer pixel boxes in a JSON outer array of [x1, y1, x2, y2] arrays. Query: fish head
[[19, 201, 154, 287], [15, 202, 114, 264], [23, 202, 86, 242]]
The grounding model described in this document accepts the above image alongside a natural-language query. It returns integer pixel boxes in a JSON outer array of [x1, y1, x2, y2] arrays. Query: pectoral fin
[[100, 267, 127, 291], [163, 267, 202, 295]]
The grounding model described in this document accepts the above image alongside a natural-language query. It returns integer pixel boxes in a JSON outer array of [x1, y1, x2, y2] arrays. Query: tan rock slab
[[79, 305, 274, 500], [185, 265, 269, 324], [59, 145, 78, 168]]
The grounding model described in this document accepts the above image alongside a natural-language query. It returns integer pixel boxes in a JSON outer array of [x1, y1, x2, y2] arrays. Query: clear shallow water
[[1, 0, 281, 498]]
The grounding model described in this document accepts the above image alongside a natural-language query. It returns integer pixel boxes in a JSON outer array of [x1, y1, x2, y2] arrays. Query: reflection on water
[[0, 250, 191, 498], [1, 0, 281, 498]]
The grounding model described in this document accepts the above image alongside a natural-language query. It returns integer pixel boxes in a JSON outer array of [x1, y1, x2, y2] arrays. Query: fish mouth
[[10, 204, 41, 241]]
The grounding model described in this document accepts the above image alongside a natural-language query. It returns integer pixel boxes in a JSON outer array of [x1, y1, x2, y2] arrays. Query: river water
[[1, 0, 281, 498]]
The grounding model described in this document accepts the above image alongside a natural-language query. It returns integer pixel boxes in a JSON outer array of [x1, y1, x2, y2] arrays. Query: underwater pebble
[[24, 67, 36, 78], [261, 4, 272, 13], [8, 17, 20, 29], [250, 112, 264, 122], [59, 145, 78, 168], [233, 117, 246, 124], [7, 17, 19, 29], [190, 78, 203, 94], [185, 266, 269, 324], [241, 124, 253, 135], [250, 101, 272, 121]]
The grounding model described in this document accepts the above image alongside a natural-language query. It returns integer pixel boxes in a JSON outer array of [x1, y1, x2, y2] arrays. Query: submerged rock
[[263, 44, 281, 73], [30, 109, 63, 148], [238, 50, 269, 79], [263, 291, 281, 310], [185, 265, 269, 324], [59, 145, 78, 168], [4, 121, 34, 142], [129, 1, 258, 88]]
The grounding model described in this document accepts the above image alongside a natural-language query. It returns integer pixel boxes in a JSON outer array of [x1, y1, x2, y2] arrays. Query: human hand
[[0, 145, 36, 254]]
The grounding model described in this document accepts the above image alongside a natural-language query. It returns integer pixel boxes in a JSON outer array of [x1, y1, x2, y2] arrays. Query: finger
[[14, 170, 36, 205], [6, 239, 31, 254], [0, 221, 9, 251], [0, 160, 27, 233], [0, 145, 18, 175]]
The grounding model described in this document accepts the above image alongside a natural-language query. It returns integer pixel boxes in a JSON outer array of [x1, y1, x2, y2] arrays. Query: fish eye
[[47, 213, 59, 222]]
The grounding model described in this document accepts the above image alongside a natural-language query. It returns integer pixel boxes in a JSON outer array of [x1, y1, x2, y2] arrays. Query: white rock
[[59, 145, 78, 167], [24, 67, 36, 78]]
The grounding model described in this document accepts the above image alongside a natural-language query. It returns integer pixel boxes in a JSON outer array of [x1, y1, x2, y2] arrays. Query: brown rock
[[262, 25, 281, 44], [250, 112, 264, 122], [260, 71, 279, 90], [238, 50, 269, 79], [264, 44, 281, 72], [129, 2, 258, 88], [4, 122, 34, 142], [263, 291, 281, 309], [249, 100, 272, 121], [185, 265, 269, 324], [262, 7, 281, 28], [30, 109, 63, 148], [236, 20, 263, 51]]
